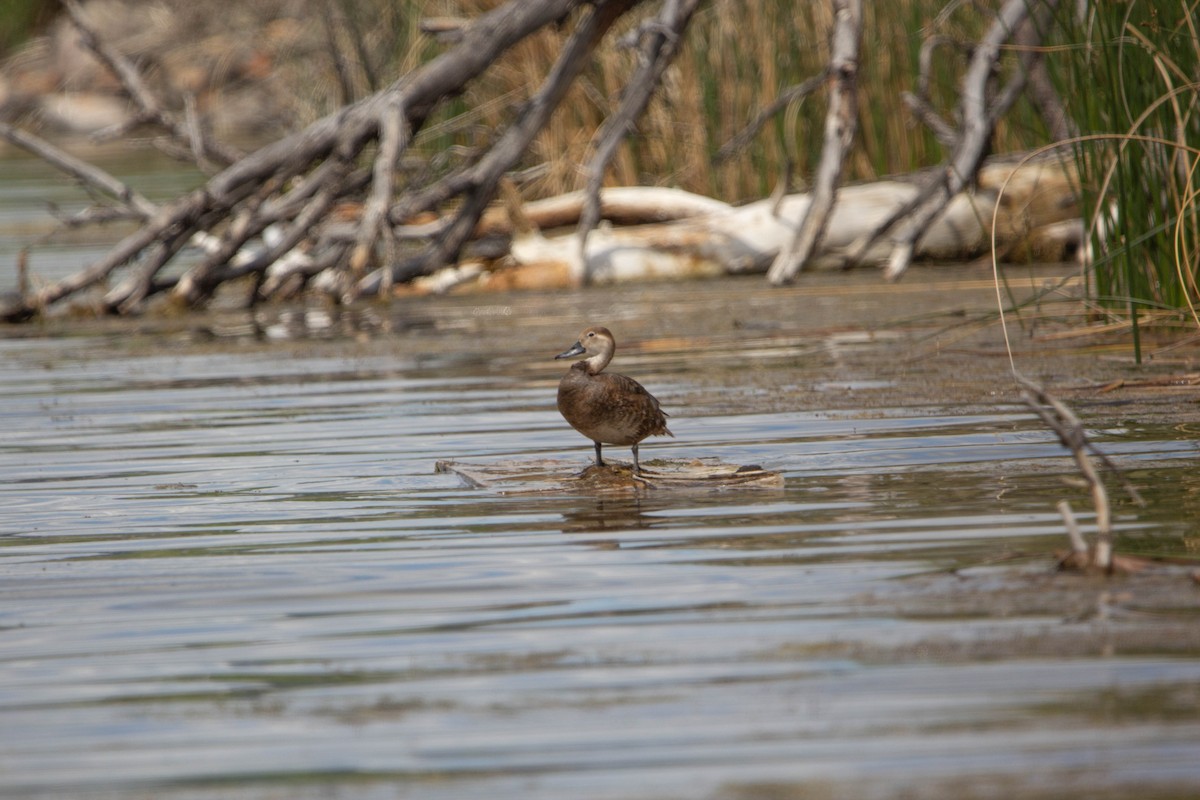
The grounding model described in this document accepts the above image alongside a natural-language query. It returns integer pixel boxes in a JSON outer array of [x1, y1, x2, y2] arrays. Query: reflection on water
[[2, 293, 1199, 800]]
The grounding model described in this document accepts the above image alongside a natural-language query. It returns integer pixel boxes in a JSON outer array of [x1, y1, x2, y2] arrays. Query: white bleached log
[[475, 186, 732, 236], [509, 181, 996, 285]]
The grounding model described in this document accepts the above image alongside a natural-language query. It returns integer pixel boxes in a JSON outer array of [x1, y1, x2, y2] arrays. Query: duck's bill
[[555, 341, 586, 359]]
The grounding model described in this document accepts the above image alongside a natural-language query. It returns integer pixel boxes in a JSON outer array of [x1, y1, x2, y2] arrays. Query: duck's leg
[[593, 441, 605, 467], [631, 443, 641, 476]]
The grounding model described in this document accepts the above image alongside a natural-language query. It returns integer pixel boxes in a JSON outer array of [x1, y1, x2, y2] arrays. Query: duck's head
[[555, 326, 615, 374]]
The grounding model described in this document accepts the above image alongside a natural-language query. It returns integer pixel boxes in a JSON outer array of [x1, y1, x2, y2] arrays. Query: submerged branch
[[1017, 374, 1145, 573]]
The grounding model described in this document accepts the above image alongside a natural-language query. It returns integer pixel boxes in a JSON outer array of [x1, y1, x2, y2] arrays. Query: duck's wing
[[597, 372, 672, 437]]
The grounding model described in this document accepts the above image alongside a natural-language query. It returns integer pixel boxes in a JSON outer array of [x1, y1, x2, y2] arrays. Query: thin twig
[[715, 71, 828, 163], [323, 0, 357, 107], [1017, 373, 1144, 572]]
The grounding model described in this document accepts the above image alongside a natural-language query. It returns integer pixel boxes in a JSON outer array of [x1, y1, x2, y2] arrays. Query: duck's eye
[[586, 332, 595, 338]]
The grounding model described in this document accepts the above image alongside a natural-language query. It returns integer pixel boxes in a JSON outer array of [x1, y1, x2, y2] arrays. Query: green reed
[[1047, 2, 1200, 359], [0, 0, 55, 57]]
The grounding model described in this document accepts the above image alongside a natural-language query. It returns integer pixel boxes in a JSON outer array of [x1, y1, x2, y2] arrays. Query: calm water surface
[[2, 148, 1200, 799]]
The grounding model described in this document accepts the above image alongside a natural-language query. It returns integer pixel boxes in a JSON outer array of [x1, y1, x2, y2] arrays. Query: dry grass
[[304, 0, 1052, 203], [6, 0, 1049, 200]]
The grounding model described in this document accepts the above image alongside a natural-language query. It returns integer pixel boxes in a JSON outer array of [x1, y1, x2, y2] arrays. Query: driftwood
[[416, 156, 1077, 292], [436, 458, 784, 494], [2, 0, 1078, 321]]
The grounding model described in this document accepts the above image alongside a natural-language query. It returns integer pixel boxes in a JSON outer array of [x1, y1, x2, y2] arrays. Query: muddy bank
[[11, 260, 1196, 421]]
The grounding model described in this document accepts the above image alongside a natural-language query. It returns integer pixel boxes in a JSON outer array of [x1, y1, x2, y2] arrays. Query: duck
[[554, 326, 673, 475]]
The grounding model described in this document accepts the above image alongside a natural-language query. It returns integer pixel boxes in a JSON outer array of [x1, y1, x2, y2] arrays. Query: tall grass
[[5, 1, 1050, 197], [306, 1, 1052, 202], [1046, 2, 1200, 355]]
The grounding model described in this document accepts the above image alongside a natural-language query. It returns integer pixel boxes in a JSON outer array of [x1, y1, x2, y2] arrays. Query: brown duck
[[555, 326, 673, 475]]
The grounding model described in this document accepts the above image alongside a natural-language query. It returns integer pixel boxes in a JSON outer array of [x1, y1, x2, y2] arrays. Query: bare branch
[[767, 0, 862, 285], [358, 0, 640, 296], [62, 0, 243, 168], [901, 90, 958, 148], [211, 182, 344, 292], [845, 0, 1054, 280], [1055, 500, 1090, 563], [102, 232, 190, 314], [1017, 373, 1145, 573], [575, 0, 701, 278], [716, 72, 828, 163], [914, 34, 968, 114], [1015, 10, 1076, 142], [350, 96, 411, 276], [0, 122, 157, 217]]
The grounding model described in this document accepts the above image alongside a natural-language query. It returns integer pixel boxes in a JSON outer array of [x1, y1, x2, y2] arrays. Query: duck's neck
[[578, 352, 610, 375]]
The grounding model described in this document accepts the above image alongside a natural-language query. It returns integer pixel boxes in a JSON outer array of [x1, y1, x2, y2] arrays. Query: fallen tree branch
[[2, 0, 630, 322], [846, 0, 1055, 280], [767, 0, 861, 284], [576, 0, 701, 279], [356, 0, 640, 297]]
